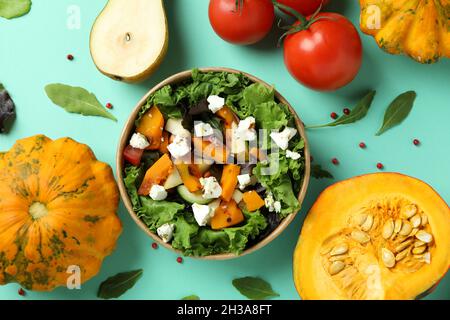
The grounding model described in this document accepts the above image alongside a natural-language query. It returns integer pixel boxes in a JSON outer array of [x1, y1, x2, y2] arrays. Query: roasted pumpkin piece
[[294, 173, 450, 300], [136, 106, 164, 149], [175, 163, 202, 192], [138, 153, 173, 195], [242, 191, 265, 212], [0, 135, 122, 291], [211, 199, 244, 230], [359, 0, 450, 63], [192, 137, 230, 164], [220, 164, 240, 202], [158, 131, 170, 154], [216, 106, 239, 129]]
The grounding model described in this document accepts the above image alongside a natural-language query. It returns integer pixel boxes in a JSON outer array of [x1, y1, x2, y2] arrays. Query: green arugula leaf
[[232, 277, 279, 300], [0, 0, 31, 19], [376, 91, 417, 136], [182, 295, 200, 300], [307, 90, 376, 129], [97, 269, 143, 299], [311, 164, 334, 179], [45, 84, 117, 122]]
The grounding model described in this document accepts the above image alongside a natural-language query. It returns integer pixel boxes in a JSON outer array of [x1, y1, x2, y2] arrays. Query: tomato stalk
[[273, 1, 330, 46]]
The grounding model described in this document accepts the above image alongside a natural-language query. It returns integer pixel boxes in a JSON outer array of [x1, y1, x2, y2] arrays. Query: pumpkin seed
[[361, 214, 374, 232], [420, 213, 428, 226], [329, 255, 347, 262], [395, 248, 409, 261], [409, 228, 419, 237], [382, 218, 394, 239], [415, 230, 433, 243], [330, 243, 349, 256], [414, 240, 425, 247], [381, 248, 396, 268], [399, 221, 412, 236], [415, 252, 431, 264], [329, 261, 345, 275], [402, 204, 417, 219], [394, 219, 402, 234], [412, 246, 427, 255], [410, 214, 421, 228], [351, 230, 370, 244], [355, 213, 368, 226], [395, 239, 413, 252]]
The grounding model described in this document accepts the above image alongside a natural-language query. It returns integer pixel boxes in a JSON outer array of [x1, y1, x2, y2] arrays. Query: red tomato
[[209, 0, 275, 45], [283, 13, 362, 91], [123, 145, 144, 166], [276, 0, 329, 16]]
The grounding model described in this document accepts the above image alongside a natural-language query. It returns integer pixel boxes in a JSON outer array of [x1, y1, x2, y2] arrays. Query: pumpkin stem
[[29, 202, 48, 220]]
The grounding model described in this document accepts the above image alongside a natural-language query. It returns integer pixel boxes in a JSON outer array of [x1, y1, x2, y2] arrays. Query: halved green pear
[[90, 0, 169, 83]]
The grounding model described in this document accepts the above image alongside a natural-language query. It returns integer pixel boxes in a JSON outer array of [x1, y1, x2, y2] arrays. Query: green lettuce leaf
[[137, 197, 185, 231], [123, 165, 143, 211], [172, 210, 267, 256], [254, 153, 302, 217]]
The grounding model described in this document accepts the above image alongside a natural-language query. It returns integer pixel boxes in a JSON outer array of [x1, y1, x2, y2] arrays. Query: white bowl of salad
[[117, 68, 310, 259]]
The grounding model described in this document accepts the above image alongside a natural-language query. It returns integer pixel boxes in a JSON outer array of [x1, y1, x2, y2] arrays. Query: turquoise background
[[1, 0, 449, 300]]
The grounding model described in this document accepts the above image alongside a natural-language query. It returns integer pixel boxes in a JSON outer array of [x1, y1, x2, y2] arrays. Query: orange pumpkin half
[[0, 135, 122, 291], [294, 173, 450, 300]]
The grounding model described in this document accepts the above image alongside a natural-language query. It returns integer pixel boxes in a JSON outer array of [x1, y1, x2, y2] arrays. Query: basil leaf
[[97, 269, 143, 299], [375, 91, 417, 136], [232, 277, 279, 300], [182, 295, 200, 300], [45, 84, 117, 122], [0, 0, 31, 19], [311, 164, 334, 179], [307, 90, 376, 129]]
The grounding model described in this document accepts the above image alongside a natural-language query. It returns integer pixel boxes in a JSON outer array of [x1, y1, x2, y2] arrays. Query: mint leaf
[[232, 277, 279, 300], [311, 164, 333, 179], [182, 295, 200, 300], [0, 0, 31, 19], [45, 84, 117, 122], [97, 269, 143, 299], [376, 91, 417, 136], [307, 90, 376, 129]]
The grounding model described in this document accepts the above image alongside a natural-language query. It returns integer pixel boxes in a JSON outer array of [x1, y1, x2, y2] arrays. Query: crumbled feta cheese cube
[[194, 122, 214, 137], [167, 135, 191, 158], [149, 185, 167, 201], [270, 127, 297, 150], [264, 192, 275, 212], [273, 201, 281, 213], [207, 95, 225, 113], [157, 223, 175, 243], [192, 203, 213, 226], [286, 150, 301, 160], [200, 176, 222, 199], [237, 174, 252, 190], [235, 117, 256, 141], [129, 133, 150, 149]]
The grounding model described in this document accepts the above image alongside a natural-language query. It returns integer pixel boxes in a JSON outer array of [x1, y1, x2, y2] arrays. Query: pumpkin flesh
[[0, 135, 122, 291], [294, 173, 450, 300]]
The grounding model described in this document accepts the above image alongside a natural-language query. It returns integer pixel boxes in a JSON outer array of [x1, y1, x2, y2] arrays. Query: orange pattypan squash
[[0, 135, 122, 291], [359, 0, 450, 63]]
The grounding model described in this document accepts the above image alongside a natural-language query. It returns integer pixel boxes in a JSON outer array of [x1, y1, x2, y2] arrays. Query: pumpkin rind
[[0, 135, 122, 291], [359, 0, 450, 63], [293, 173, 450, 300]]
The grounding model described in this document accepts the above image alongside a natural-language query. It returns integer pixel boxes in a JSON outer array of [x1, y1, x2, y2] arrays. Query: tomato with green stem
[[281, 9, 362, 91], [208, 0, 275, 45]]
